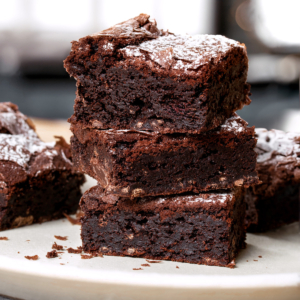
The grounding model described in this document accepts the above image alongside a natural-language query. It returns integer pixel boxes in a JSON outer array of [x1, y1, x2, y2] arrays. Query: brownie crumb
[[146, 259, 161, 263], [63, 213, 81, 225], [46, 250, 58, 258], [254, 260, 258, 262], [57, 251, 64, 254], [54, 235, 68, 241], [52, 242, 64, 250], [0, 237, 8, 240], [133, 268, 143, 270], [176, 266, 179, 269], [60, 263, 65, 265], [25, 255, 39, 260], [84, 250, 103, 258], [246, 260, 248, 262], [18, 252, 20, 254], [141, 264, 150, 267], [67, 247, 82, 254], [26, 240, 30, 242], [81, 254, 93, 259], [258, 256, 262, 258]]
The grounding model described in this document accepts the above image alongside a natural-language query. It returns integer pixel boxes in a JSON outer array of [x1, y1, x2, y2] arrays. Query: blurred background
[[0, 0, 299, 132]]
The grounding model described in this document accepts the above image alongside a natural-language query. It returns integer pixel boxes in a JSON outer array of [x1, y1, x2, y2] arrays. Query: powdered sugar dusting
[[0, 112, 38, 138], [121, 34, 245, 70], [256, 128, 300, 162], [219, 115, 246, 133], [0, 134, 55, 168]]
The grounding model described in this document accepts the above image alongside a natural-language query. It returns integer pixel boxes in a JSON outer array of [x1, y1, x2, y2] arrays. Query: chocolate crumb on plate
[[81, 254, 93, 259], [176, 266, 179, 269], [254, 260, 258, 262], [63, 213, 81, 225], [54, 235, 68, 241], [146, 259, 162, 264], [25, 255, 39, 260], [52, 242, 64, 250], [60, 263, 65, 265], [67, 247, 82, 254], [258, 256, 262, 258], [141, 264, 150, 267], [46, 250, 58, 258], [133, 268, 143, 271], [0, 237, 8, 240]]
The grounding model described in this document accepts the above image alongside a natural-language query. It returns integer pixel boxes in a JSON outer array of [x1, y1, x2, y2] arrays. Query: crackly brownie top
[[0, 102, 37, 137], [121, 33, 246, 71], [256, 128, 300, 163], [81, 185, 238, 215], [91, 13, 165, 39], [253, 128, 300, 196], [0, 102, 75, 186]]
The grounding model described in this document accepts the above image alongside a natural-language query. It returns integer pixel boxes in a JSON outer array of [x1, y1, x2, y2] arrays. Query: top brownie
[[250, 128, 300, 198], [64, 14, 251, 134]]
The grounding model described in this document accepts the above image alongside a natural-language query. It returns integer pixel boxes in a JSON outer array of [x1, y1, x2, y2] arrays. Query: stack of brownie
[[64, 14, 259, 267]]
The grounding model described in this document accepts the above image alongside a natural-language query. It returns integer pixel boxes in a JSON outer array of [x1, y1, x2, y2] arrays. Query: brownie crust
[[80, 186, 246, 268], [65, 14, 251, 134], [71, 114, 259, 198], [245, 128, 300, 232]]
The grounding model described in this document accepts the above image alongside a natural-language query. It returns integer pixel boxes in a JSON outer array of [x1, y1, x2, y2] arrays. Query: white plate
[[0, 178, 299, 300]]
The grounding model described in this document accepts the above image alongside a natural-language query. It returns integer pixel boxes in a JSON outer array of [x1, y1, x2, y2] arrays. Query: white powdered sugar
[[121, 34, 245, 70], [0, 134, 55, 168], [219, 115, 245, 133], [256, 128, 300, 162], [0, 112, 38, 138]]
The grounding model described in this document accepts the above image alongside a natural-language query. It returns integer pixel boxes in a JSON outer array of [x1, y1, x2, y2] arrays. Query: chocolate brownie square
[[80, 185, 246, 268], [245, 128, 300, 232], [64, 14, 251, 134], [0, 102, 85, 230], [70, 114, 259, 198]]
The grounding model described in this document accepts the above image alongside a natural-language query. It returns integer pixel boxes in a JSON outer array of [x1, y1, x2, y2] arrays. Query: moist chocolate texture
[[64, 13, 251, 134], [71, 114, 259, 198], [245, 128, 300, 232], [0, 102, 85, 230], [80, 185, 246, 268]]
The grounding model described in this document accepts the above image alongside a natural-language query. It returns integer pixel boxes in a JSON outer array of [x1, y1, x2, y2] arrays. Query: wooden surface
[[32, 118, 72, 143]]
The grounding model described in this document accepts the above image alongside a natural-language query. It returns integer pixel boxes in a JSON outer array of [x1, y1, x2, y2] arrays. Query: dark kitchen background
[[0, 0, 299, 131]]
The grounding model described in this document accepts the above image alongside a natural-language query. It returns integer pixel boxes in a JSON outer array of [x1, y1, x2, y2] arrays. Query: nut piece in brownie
[[64, 13, 251, 134], [80, 185, 246, 268], [245, 129, 300, 232], [0, 102, 85, 230], [71, 114, 259, 198]]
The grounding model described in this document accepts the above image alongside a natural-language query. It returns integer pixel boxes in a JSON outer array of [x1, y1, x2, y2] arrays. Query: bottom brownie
[[0, 170, 85, 230], [245, 184, 299, 232], [80, 186, 246, 268]]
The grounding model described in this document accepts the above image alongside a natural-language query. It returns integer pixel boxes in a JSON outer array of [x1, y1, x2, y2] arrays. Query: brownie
[[70, 114, 259, 198], [0, 102, 85, 230], [80, 185, 246, 268], [245, 128, 300, 232], [64, 13, 251, 134]]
